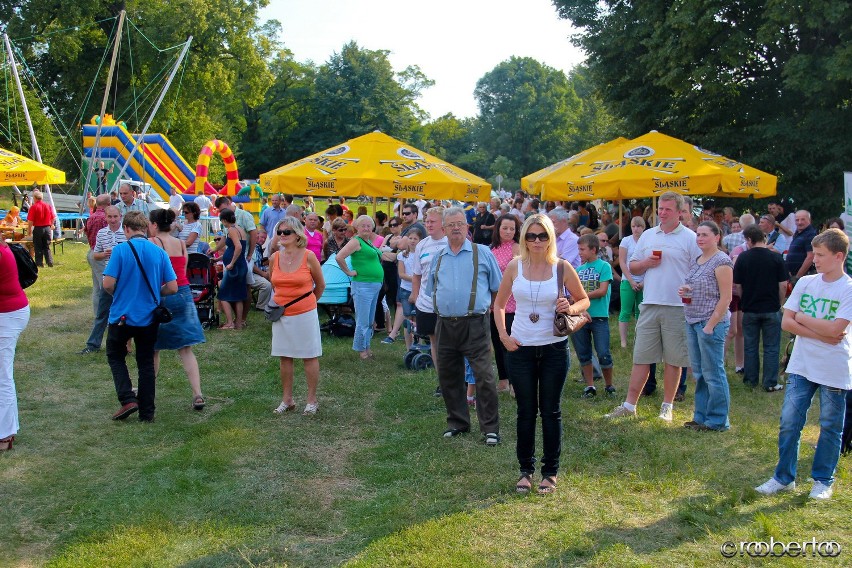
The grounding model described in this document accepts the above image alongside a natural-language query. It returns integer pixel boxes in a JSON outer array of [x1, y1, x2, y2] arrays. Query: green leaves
[[554, 0, 852, 218]]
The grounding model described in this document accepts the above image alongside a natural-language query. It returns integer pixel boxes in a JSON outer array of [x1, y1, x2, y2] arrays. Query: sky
[[258, 0, 586, 120]]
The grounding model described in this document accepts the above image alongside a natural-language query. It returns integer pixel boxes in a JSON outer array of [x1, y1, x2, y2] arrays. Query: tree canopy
[[553, 0, 852, 219]]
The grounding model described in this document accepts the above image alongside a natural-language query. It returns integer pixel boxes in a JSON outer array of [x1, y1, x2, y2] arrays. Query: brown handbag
[[553, 261, 591, 336]]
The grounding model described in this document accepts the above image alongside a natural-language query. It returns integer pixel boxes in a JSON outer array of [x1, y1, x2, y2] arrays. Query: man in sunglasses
[[389, 202, 425, 251], [422, 207, 502, 445]]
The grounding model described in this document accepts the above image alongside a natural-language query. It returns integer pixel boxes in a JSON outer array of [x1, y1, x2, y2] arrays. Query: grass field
[[0, 239, 849, 567]]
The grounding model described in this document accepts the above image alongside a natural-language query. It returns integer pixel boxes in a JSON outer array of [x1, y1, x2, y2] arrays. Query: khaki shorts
[[632, 304, 690, 367]]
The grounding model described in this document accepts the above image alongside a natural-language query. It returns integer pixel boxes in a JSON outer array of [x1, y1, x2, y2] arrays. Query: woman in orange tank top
[[270, 217, 326, 416]]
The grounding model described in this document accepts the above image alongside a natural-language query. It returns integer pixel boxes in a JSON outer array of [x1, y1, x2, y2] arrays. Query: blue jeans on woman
[[773, 373, 847, 486], [351, 281, 382, 353], [505, 339, 569, 477], [685, 320, 730, 430]]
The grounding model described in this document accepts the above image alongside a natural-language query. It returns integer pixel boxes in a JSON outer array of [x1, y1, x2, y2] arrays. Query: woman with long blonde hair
[[494, 214, 590, 495]]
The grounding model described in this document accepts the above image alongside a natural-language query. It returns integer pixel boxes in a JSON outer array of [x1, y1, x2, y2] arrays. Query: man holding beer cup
[[606, 192, 701, 422]]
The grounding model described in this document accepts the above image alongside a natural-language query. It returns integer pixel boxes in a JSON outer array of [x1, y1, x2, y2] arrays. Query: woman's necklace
[[527, 261, 544, 323]]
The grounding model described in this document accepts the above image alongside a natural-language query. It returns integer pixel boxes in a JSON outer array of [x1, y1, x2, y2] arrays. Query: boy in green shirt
[[572, 234, 614, 397]]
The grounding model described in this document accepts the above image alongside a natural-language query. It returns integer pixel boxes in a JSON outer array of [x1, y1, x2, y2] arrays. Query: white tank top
[[511, 261, 562, 346]]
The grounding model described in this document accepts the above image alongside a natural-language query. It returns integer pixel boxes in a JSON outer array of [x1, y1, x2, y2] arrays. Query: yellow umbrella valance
[[523, 131, 776, 201], [260, 131, 491, 202], [0, 147, 66, 186]]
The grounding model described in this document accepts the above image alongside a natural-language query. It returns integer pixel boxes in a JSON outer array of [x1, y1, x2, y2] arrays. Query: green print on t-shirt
[[799, 293, 840, 320]]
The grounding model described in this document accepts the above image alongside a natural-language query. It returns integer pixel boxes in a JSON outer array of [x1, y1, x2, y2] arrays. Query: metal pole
[[109, 36, 192, 195], [83, 10, 125, 199], [4, 33, 58, 218]]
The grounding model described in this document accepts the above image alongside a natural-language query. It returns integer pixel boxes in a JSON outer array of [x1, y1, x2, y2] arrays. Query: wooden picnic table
[[0, 223, 28, 241]]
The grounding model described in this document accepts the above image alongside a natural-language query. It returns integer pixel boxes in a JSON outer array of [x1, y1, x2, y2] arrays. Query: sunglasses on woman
[[335, 228, 347, 233], [389, 223, 399, 228], [277, 229, 295, 236], [524, 231, 550, 242]]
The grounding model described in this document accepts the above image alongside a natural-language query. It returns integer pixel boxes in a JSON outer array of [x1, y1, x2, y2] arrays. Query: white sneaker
[[605, 404, 636, 418], [658, 404, 673, 422], [809, 481, 833, 500], [755, 477, 796, 495]]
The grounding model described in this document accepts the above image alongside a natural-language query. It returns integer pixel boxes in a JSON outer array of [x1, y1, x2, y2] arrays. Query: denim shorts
[[397, 287, 415, 316]]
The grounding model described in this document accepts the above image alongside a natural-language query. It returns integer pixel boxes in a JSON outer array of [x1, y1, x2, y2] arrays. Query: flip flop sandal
[[192, 395, 206, 411], [516, 473, 533, 494], [538, 476, 558, 495]]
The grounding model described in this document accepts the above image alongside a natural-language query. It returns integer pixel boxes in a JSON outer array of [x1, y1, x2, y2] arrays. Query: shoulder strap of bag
[[557, 260, 565, 300], [127, 240, 159, 304]]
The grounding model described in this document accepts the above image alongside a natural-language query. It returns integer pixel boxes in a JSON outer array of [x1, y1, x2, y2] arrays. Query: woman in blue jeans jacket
[[494, 214, 589, 495], [678, 221, 733, 431]]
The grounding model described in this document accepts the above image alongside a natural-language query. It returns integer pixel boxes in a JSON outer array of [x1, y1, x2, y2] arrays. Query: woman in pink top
[[489, 214, 521, 394], [304, 212, 324, 261], [0, 240, 30, 451]]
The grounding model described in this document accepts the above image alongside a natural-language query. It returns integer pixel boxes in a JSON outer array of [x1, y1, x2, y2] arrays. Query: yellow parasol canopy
[[527, 131, 776, 201], [521, 137, 628, 196], [260, 131, 491, 202], [0, 147, 66, 186]]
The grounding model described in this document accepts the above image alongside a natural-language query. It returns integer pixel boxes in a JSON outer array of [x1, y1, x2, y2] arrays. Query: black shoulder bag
[[8, 243, 38, 288], [127, 240, 173, 324]]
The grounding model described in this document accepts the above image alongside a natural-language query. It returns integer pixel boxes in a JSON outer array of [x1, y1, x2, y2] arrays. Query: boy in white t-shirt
[[755, 229, 852, 500]]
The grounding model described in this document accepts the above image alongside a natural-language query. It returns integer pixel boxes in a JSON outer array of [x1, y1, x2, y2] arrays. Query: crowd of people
[[2, 185, 851, 501]]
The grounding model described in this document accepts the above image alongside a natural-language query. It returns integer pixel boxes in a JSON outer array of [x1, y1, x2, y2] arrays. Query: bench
[[51, 238, 66, 255]]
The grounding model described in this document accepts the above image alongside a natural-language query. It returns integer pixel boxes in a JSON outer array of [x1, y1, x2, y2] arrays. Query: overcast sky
[[259, 0, 585, 120]]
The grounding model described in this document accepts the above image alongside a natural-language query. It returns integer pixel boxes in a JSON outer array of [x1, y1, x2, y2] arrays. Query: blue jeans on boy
[[773, 373, 848, 486], [505, 339, 569, 478], [742, 311, 782, 388], [685, 320, 731, 430], [570, 317, 613, 369], [351, 281, 382, 353]]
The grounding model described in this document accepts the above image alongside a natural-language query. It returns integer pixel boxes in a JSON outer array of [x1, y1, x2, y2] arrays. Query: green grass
[[1, 241, 849, 567]]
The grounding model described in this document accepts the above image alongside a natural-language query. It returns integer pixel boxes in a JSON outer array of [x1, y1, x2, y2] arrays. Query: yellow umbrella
[[531, 131, 776, 201], [0, 147, 66, 186], [260, 131, 491, 202], [521, 137, 628, 196]]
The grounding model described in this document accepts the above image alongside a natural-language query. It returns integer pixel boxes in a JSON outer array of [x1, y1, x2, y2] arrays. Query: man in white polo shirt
[[409, 207, 447, 395], [607, 191, 701, 421]]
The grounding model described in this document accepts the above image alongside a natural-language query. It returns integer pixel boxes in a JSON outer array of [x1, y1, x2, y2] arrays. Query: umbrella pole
[[619, 200, 623, 238]]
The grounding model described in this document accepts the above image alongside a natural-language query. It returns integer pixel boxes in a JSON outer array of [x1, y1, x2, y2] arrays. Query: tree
[[2, 0, 276, 185], [474, 57, 582, 178], [307, 41, 433, 153], [552, 0, 852, 220]]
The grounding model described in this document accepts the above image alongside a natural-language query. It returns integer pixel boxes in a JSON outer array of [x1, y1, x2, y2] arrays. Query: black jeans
[[506, 339, 569, 477], [32, 225, 53, 267], [106, 321, 159, 420]]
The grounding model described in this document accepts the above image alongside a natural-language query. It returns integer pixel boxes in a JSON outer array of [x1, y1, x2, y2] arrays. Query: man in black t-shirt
[[733, 225, 789, 391]]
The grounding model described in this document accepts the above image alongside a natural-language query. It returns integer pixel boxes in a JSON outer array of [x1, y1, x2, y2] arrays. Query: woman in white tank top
[[494, 213, 590, 495]]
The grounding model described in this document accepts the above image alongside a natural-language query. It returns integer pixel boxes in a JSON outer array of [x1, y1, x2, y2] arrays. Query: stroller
[[317, 257, 355, 337], [187, 252, 219, 329], [403, 316, 434, 371]]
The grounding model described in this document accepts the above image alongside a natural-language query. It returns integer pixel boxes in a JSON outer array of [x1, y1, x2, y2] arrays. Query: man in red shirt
[[26, 190, 56, 268], [84, 194, 111, 314]]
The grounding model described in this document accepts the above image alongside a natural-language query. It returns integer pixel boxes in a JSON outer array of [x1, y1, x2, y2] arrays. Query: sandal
[[0, 436, 14, 451], [218, 323, 235, 330], [303, 403, 318, 416], [538, 476, 558, 495], [274, 401, 296, 414], [192, 395, 206, 411], [516, 473, 533, 494]]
